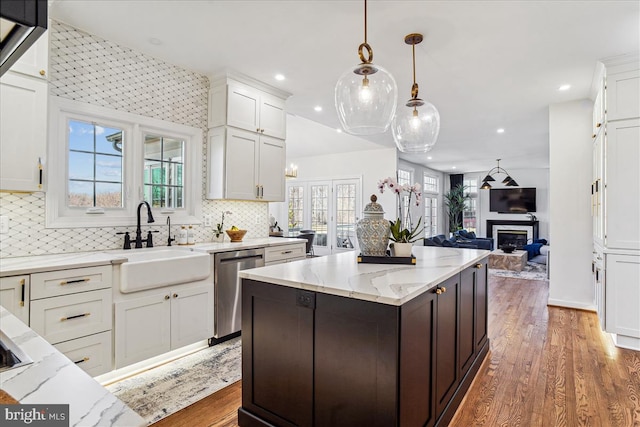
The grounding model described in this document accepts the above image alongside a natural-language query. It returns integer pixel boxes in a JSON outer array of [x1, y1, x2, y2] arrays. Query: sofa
[[523, 239, 550, 265], [454, 230, 494, 251], [424, 234, 480, 249]]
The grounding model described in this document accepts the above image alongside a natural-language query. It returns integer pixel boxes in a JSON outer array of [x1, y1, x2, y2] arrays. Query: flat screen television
[[489, 187, 536, 213]]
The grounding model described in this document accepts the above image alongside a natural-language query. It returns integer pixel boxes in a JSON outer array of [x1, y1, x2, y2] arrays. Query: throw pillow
[[534, 238, 548, 245], [523, 243, 543, 260]]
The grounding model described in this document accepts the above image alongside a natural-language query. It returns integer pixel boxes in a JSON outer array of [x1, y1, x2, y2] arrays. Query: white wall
[[463, 168, 550, 239], [548, 99, 594, 310]]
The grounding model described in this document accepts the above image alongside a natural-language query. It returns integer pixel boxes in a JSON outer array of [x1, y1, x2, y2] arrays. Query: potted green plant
[[444, 184, 469, 235], [378, 177, 424, 256]]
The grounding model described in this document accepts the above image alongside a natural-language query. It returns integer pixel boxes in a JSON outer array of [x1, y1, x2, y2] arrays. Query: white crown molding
[[209, 68, 292, 99]]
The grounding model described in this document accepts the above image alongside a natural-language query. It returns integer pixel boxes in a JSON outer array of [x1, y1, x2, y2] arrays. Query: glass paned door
[[310, 183, 330, 252], [334, 181, 357, 252]]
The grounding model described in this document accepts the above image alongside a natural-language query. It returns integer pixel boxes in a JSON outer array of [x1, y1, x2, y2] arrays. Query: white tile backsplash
[[0, 21, 268, 259]]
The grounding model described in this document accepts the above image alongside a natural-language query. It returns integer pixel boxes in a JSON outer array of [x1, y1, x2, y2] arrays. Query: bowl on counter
[[226, 229, 247, 242], [500, 244, 516, 253]]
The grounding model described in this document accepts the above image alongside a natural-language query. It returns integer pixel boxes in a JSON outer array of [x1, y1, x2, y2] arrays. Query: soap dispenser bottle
[[178, 226, 188, 245], [187, 225, 195, 245]]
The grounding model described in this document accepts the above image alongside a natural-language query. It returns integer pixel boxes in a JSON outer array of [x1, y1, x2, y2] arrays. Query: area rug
[[489, 262, 548, 281], [106, 337, 242, 424]]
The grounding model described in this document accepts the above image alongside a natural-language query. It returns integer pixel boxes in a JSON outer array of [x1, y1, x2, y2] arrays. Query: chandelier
[[334, 0, 397, 135], [391, 33, 440, 153], [480, 159, 519, 189]]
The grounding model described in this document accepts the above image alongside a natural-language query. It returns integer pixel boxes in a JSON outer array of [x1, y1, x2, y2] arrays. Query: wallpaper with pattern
[[0, 21, 269, 259]]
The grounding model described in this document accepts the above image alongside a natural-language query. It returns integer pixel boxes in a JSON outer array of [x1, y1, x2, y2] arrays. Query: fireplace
[[497, 230, 529, 249]]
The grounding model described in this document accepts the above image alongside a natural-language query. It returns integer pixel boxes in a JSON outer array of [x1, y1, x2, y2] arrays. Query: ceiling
[[49, 0, 639, 173]]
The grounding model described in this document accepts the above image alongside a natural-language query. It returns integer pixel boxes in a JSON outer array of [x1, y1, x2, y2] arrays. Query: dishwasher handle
[[218, 254, 264, 264]]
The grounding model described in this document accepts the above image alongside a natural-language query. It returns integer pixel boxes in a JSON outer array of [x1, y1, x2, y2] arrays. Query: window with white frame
[[423, 173, 439, 237], [288, 185, 304, 232], [397, 168, 412, 218], [47, 97, 202, 228], [463, 177, 478, 233]]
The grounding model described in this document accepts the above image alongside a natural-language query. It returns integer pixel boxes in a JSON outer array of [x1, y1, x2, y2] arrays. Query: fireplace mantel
[[486, 220, 539, 242]]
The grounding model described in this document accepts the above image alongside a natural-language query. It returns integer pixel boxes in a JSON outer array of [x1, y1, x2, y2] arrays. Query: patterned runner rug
[[489, 262, 548, 281], [106, 337, 241, 424]]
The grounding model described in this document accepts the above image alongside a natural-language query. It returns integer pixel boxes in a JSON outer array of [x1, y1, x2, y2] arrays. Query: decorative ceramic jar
[[356, 194, 390, 256]]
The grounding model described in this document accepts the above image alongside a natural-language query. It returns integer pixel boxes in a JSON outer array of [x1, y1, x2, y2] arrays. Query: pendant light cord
[[412, 42, 416, 85], [364, 0, 368, 45]]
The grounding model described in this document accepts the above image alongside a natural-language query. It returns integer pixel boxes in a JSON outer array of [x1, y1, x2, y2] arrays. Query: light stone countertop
[[239, 246, 490, 306], [192, 237, 306, 253], [0, 306, 146, 427]]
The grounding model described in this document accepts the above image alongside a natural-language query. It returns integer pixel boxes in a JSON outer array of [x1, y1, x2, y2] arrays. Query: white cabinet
[[604, 119, 640, 250], [0, 275, 30, 325], [592, 84, 604, 138], [264, 242, 307, 266], [114, 283, 213, 368], [592, 130, 604, 246], [207, 74, 290, 202], [607, 70, 640, 121], [29, 266, 114, 376], [0, 72, 47, 192], [7, 29, 49, 80], [209, 80, 287, 139], [207, 127, 285, 201], [592, 247, 605, 330], [605, 254, 640, 349]]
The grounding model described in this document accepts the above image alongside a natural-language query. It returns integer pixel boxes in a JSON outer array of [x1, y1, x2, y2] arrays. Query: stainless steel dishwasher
[[213, 248, 265, 338]]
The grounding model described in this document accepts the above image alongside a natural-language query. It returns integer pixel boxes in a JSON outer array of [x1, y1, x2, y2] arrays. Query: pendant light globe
[[335, 63, 398, 135], [392, 100, 440, 153]]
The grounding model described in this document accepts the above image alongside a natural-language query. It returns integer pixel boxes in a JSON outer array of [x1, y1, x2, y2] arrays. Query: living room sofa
[[424, 234, 480, 249], [455, 230, 495, 251]]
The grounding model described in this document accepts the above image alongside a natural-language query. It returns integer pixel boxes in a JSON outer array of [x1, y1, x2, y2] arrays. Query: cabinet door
[[170, 284, 214, 349], [474, 260, 488, 351], [593, 131, 604, 245], [225, 128, 259, 200], [0, 275, 30, 325], [258, 135, 285, 202], [605, 119, 640, 250], [259, 93, 286, 139], [459, 266, 475, 376], [605, 254, 640, 339], [241, 279, 314, 427], [7, 30, 48, 79], [593, 89, 604, 138], [115, 293, 171, 368], [607, 70, 640, 121], [435, 274, 460, 417], [227, 83, 260, 133], [0, 72, 47, 192], [594, 263, 606, 331]]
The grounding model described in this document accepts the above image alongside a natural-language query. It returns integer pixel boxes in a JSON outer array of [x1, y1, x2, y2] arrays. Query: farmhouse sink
[[116, 248, 211, 293]]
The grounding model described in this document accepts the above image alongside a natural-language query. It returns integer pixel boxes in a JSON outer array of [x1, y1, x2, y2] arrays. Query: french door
[[287, 178, 361, 255]]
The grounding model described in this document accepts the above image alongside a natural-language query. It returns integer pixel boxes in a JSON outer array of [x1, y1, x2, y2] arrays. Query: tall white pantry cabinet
[[592, 56, 640, 351]]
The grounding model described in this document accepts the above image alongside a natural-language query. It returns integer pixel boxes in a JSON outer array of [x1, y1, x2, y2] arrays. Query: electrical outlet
[[0, 216, 8, 234], [255, 215, 261, 224], [203, 215, 212, 227]]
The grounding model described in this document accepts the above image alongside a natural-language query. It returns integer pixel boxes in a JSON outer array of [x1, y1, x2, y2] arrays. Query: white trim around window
[[46, 97, 202, 228]]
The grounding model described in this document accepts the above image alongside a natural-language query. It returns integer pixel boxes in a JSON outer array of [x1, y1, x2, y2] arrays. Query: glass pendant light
[[392, 33, 440, 153], [335, 0, 397, 135]]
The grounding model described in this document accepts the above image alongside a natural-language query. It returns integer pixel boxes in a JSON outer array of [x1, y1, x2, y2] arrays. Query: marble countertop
[[239, 246, 490, 306], [0, 306, 145, 427], [0, 252, 128, 277], [193, 237, 306, 253]]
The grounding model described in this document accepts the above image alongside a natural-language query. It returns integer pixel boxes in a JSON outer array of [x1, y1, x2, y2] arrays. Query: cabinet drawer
[[31, 265, 113, 299], [0, 275, 30, 325], [265, 243, 306, 263], [54, 331, 112, 377], [30, 289, 112, 344]]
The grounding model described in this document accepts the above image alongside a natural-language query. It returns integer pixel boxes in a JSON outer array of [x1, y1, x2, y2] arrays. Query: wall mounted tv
[[489, 187, 537, 213]]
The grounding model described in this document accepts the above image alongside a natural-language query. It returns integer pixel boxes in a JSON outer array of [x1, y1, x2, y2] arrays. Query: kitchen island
[[238, 246, 490, 427]]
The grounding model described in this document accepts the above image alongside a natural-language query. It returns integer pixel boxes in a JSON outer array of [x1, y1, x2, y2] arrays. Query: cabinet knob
[[173, 293, 178, 298], [261, 129, 265, 133], [256, 128, 260, 132], [475, 263, 483, 269], [435, 288, 442, 295], [39, 69, 46, 76], [165, 295, 170, 300], [592, 134, 596, 139], [441, 286, 447, 293], [596, 122, 602, 128]]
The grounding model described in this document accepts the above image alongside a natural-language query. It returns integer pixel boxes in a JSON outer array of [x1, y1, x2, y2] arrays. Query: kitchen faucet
[[135, 201, 155, 248], [167, 216, 175, 246]]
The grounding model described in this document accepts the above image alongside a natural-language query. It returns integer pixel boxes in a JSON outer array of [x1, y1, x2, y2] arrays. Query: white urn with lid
[[356, 194, 390, 256]]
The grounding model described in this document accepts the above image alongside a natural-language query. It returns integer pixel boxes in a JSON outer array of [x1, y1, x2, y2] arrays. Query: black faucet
[[167, 216, 175, 246], [135, 201, 155, 248]]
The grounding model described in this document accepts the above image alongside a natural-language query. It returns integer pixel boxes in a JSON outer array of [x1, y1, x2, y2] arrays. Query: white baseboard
[[612, 334, 640, 351], [547, 298, 597, 312]]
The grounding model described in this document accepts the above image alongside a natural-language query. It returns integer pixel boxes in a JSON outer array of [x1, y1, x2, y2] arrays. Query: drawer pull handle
[[60, 278, 90, 286], [20, 279, 25, 307], [61, 312, 91, 321], [282, 250, 293, 254], [74, 357, 90, 364]]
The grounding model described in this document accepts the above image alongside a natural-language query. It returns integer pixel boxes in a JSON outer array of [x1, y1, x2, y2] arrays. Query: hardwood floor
[[154, 276, 640, 427]]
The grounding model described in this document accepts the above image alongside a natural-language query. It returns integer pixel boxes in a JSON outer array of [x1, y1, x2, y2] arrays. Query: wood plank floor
[[153, 275, 640, 427]]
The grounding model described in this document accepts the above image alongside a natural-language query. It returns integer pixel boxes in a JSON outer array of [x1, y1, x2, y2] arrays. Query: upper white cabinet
[[207, 73, 290, 202], [607, 70, 640, 121], [0, 31, 48, 192], [592, 79, 604, 138]]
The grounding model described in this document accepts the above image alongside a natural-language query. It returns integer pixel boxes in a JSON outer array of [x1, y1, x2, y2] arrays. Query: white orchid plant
[[215, 211, 232, 237], [378, 177, 424, 243]]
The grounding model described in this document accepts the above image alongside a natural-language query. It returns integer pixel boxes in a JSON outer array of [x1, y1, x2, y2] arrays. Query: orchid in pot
[[214, 211, 232, 241], [378, 177, 424, 256]]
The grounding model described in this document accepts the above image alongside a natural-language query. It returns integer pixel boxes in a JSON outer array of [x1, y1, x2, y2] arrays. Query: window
[[423, 173, 440, 237], [397, 168, 412, 218], [463, 177, 478, 233], [47, 97, 202, 228], [288, 185, 304, 233], [68, 120, 124, 208]]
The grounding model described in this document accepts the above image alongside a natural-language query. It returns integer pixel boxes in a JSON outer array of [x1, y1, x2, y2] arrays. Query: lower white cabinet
[[53, 331, 112, 377], [264, 242, 307, 266], [115, 283, 214, 368], [605, 254, 640, 347], [0, 275, 29, 325]]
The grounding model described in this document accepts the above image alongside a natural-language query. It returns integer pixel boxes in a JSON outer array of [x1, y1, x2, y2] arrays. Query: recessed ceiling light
[[336, 128, 342, 133], [275, 74, 285, 81], [148, 37, 162, 45], [427, 156, 432, 160], [314, 106, 323, 112], [497, 128, 505, 134], [452, 166, 457, 169], [558, 84, 571, 91]]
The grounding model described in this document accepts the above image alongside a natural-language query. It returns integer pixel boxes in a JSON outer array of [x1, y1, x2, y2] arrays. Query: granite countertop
[[239, 246, 490, 306], [0, 306, 145, 427]]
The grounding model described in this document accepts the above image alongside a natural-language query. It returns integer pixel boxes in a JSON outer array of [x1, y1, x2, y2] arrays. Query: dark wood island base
[[238, 256, 489, 427]]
